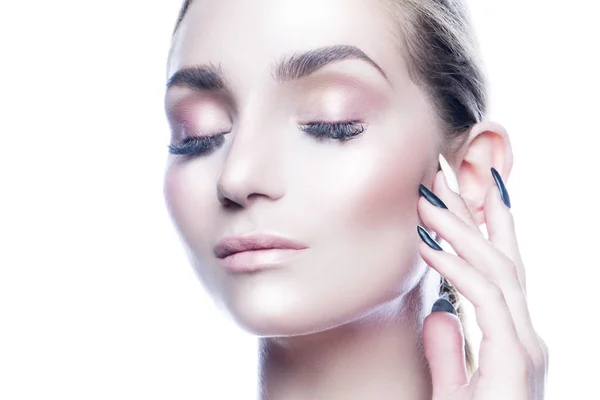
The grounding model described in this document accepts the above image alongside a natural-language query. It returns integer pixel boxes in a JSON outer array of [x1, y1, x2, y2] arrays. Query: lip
[[214, 234, 309, 272]]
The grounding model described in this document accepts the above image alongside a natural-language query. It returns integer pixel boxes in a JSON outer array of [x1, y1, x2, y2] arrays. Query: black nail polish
[[431, 298, 457, 315], [490, 168, 511, 208], [417, 225, 443, 251], [418, 184, 448, 210]]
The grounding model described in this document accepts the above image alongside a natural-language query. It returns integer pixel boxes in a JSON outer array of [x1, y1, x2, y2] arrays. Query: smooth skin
[[163, 0, 548, 398]]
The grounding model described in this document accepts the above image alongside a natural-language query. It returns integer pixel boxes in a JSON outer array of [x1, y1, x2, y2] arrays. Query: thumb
[[423, 299, 469, 398]]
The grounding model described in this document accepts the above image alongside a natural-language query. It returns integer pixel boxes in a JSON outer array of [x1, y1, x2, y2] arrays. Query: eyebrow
[[166, 45, 388, 92]]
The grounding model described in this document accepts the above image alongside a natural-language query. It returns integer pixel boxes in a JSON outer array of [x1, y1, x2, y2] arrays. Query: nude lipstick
[[214, 234, 309, 272]]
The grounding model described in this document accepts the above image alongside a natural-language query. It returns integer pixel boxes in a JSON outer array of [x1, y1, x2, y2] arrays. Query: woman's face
[[164, 0, 442, 335]]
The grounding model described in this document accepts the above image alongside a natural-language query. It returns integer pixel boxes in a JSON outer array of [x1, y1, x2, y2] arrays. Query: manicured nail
[[490, 167, 511, 208], [419, 184, 448, 209], [438, 154, 460, 194], [417, 225, 443, 251], [431, 298, 457, 315]]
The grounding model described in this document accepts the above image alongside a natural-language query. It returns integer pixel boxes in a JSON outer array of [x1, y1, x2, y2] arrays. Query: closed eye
[[168, 134, 225, 157], [300, 121, 366, 141], [167, 121, 366, 158]]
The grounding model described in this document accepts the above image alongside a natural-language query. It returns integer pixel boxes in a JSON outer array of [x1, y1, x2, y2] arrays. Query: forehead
[[168, 0, 411, 89]]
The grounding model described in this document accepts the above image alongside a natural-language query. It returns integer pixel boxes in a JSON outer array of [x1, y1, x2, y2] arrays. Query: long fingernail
[[417, 225, 443, 251], [439, 154, 460, 194], [431, 298, 457, 315], [490, 167, 511, 208], [419, 184, 448, 209]]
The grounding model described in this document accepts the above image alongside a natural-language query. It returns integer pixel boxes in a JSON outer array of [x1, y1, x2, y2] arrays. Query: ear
[[454, 121, 513, 225]]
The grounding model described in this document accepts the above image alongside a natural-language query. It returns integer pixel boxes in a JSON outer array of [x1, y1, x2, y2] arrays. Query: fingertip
[[438, 154, 461, 194], [418, 240, 431, 256], [484, 184, 515, 226], [424, 306, 462, 336], [423, 311, 465, 370], [484, 183, 518, 250], [432, 170, 448, 197], [490, 167, 511, 208], [423, 309, 469, 394], [416, 195, 435, 220], [484, 184, 501, 210], [431, 298, 457, 315]]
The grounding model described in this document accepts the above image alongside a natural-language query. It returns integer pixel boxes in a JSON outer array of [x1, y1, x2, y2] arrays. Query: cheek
[[252, 128, 436, 333], [350, 151, 421, 228], [163, 160, 217, 249], [327, 128, 435, 234], [312, 121, 437, 292]]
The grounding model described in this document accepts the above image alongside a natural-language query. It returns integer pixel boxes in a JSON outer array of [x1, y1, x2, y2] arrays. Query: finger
[[438, 153, 461, 195], [418, 195, 519, 293], [484, 182, 547, 371], [418, 240, 529, 380], [431, 160, 523, 288], [423, 302, 468, 397], [419, 198, 543, 367], [434, 161, 479, 231], [484, 169, 527, 290]]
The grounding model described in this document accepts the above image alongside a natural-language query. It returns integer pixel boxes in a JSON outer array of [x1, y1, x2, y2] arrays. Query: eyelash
[[168, 134, 225, 156], [168, 121, 366, 157], [299, 121, 365, 141]]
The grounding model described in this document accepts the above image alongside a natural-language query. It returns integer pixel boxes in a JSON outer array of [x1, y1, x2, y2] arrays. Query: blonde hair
[[171, 0, 486, 376]]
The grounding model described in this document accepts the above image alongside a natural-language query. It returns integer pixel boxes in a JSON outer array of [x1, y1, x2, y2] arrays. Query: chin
[[219, 286, 325, 337], [217, 279, 395, 338], [194, 242, 427, 337]]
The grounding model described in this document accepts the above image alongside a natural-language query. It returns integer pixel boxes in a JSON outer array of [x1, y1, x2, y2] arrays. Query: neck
[[257, 287, 433, 400]]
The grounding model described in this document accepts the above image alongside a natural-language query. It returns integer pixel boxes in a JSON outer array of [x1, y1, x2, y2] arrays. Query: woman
[[163, 0, 548, 398]]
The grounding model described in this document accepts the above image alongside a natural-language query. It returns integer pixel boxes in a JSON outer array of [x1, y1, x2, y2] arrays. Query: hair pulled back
[[171, 0, 487, 376]]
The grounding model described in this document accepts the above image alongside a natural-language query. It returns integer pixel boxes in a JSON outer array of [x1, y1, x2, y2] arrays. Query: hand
[[417, 165, 548, 399]]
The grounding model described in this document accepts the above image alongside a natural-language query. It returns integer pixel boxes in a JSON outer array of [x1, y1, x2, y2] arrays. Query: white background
[[1, 1, 598, 399]]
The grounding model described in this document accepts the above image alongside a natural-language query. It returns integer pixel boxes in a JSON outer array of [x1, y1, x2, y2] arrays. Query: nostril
[[221, 197, 242, 209], [216, 185, 240, 208]]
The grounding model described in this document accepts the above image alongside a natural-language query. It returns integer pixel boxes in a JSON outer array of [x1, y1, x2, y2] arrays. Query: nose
[[216, 123, 286, 208]]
